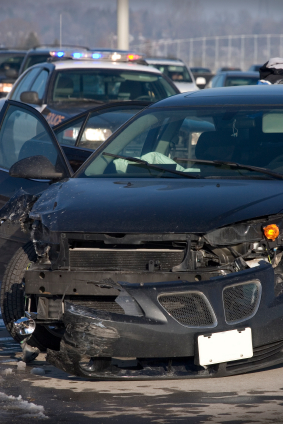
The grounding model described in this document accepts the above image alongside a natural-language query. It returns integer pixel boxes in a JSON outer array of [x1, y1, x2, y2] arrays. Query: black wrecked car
[[2, 85, 283, 379]]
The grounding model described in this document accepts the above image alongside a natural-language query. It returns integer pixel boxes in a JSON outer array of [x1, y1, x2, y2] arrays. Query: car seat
[[54, 76, 74, 99], [195, 130, 237, 161], [118, 80, 143, 100]]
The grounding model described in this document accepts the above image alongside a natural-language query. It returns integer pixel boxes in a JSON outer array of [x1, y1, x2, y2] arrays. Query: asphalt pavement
[[2, 309, 283, 423]]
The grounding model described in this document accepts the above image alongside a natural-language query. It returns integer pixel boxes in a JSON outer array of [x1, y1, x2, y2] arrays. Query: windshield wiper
[[102, 153, 200, 179], [174, 158, 283, 180], [64, 98, 105, 104]]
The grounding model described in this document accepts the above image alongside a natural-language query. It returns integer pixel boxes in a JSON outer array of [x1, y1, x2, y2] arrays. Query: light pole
[[117, 0, 129, 50]]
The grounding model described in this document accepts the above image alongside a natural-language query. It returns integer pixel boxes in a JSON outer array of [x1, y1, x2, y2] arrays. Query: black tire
[[0, 241, 61, 351]]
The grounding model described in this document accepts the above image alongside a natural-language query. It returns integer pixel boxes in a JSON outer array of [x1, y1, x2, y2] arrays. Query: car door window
[[54, 105, 147, 150], [0, 102, 70, 177], [30, 69, 49, 99], [78, 106, 145, 150], [11, 68, 40, 101], [55, 116, 86, 146]]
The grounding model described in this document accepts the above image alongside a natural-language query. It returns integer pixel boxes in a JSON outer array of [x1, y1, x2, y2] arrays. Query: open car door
[[0, 100, 72, 277], [0, 100, 148, 277]]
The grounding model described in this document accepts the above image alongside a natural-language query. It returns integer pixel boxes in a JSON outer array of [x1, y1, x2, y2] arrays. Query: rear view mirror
[[20, 91, 42, 105], [196, 77, 207, 86], [9, 155, 64, 180]]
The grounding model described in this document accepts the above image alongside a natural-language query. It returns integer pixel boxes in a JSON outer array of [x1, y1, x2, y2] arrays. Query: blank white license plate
[[198, 328, 253, 366]]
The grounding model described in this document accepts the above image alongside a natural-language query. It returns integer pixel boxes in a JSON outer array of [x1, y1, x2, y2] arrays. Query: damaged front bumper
[[25, 261, 283, 378]]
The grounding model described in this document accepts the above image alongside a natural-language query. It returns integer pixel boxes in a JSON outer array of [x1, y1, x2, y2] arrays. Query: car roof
[[27, 46, 89, 53], [146, 58, 185, 66], [149, 85, 283, 107], [0, 50, 27, 54], [217, 71, 259, 77], [52, 60, 162, 73]]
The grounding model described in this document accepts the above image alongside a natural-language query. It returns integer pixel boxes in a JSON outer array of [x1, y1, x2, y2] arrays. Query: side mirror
[[5, 68, 18, 79], [20, 91, 42, 105], [196, 77, 207, 86], [9, 156, 64, 180]]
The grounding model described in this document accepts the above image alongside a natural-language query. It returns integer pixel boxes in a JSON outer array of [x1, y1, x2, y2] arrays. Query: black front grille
[[226, 339, 283, 372], [69, 248, 184, 271], [223, 281, 261, 324], [69, 296, 125, 314], [158, 292, 216, 327]]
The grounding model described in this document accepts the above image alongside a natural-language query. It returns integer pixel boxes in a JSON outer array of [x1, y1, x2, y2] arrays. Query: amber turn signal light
[[263, 224, 280, 241]]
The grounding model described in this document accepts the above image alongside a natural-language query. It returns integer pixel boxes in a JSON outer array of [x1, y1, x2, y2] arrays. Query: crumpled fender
[[0, 189, 40, 225]]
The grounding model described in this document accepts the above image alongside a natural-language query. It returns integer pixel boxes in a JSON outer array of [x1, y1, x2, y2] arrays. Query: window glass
[[225, 77, 259, 87], [0, 104, 65, 173], [30, 69, 49, 99], [22, 54, 50, 72], [11, 68, 40, 101], [0, 53, 25, 73], [150, 64, 193, 83], [79, 106, 283, 180], [52, 70, 177, 103], [55, 116, 85, 146], [78, 106, 146, 150]]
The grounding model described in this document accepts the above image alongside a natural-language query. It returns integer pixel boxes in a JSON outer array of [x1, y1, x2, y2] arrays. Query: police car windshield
[[150, 64, 192, 83], [51, 69, 177, 103]]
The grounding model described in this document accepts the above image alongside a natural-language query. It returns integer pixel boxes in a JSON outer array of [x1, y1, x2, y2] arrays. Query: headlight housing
[[204, 216, 283, 246]]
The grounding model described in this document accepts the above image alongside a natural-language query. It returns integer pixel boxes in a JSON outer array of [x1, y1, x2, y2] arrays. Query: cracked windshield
[[81, 106, 283, 179]]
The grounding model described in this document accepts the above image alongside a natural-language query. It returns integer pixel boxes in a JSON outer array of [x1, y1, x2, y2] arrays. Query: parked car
[[216, 67, 242, 73], [190, 67, 214, 89], [0, 50, 178, 125], [2, 85, 283, 378], [18, 45, 90, 75], [190, 67, 212, 74], [145, 57, 198, 92], [248, 64, 262, 72], [0, 49, 27, 97], [206, 71, 259, 88]]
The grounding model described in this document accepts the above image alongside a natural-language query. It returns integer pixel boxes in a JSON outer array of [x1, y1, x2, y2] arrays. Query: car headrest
[[195, 130, 237, 161]]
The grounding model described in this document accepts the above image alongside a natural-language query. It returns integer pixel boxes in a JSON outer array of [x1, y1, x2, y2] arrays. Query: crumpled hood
[[29, 178, 283, 234]]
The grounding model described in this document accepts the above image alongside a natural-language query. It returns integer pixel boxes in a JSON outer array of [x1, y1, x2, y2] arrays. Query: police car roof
[[146, 58, 185, 66], [53, 60, 162, 73]]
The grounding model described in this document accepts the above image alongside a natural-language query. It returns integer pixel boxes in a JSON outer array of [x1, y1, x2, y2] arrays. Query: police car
[[0, 50, 179, 125], [145, 57, 198, 93], [0, 49, 27, 98]]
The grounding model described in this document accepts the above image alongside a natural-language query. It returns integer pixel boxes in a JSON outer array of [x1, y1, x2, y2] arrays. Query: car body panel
[[29, 178, 283, 234]]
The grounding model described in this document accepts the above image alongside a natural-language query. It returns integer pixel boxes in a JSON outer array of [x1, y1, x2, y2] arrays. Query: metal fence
[[131, 34, 283, 72]]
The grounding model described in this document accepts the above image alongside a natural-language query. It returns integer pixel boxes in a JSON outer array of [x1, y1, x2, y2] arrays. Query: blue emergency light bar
[[49, 50, 143, 62]]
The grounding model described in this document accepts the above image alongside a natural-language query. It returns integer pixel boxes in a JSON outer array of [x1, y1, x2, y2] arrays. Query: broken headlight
[[204, 217, 283, 246]]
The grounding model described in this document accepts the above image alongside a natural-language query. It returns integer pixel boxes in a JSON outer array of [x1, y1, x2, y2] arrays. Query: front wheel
[[0, 241, 61, 351]]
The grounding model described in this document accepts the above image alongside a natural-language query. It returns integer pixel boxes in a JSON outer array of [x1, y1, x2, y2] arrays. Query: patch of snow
[[17, 361, 26, 370], [30, 367, 45, 376], [2, 368, 13, 375]]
